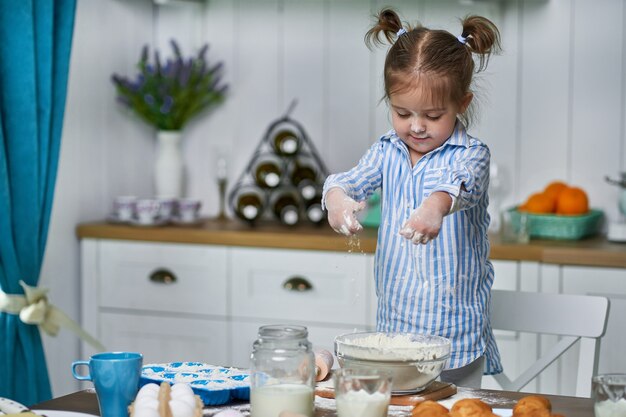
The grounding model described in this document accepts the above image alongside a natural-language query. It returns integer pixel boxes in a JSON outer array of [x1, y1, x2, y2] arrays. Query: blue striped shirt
[[323, 122, 502, 374]]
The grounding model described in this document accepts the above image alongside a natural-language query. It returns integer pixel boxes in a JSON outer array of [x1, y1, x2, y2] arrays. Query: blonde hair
[[365, 8, 501, 126]]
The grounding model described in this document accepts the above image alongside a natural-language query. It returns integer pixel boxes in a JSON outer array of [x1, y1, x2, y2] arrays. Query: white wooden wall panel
[[156, 2, 210, 201], [571, 0, 624, 221], [189, 0, 237, 214], [231, 0, 281, 196], [518, 0, 571, 202], [325, 1, 372, 172], [98, 1, 156, 199], [283, 0, 326, 169], [477, 1, 520, 213], [155, 2, 201, 54]]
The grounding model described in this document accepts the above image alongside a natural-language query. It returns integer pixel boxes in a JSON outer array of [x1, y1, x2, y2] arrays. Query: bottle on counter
[[233, 186, 266, 223], [250, 325, 315, 417], [272, 189, 301, 226], [304, 196, 325, 225], [272, 129, 301, 156], [290, 157, 319, 201], [254, 154, 282, 189]]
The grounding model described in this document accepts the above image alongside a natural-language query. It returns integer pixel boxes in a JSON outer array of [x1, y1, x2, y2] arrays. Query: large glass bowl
[[334, 332, 451, 394]]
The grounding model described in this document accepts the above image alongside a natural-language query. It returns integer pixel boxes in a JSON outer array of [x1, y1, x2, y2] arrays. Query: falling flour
[[346, 235, 362, 253]]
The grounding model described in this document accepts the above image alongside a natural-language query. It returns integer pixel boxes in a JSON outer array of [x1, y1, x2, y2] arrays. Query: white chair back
[[490, 289, 610, 397]]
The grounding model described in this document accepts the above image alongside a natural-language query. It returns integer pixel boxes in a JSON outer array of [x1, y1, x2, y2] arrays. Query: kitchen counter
[[32, 387, 595, 417], [76, 219, 626, 268]]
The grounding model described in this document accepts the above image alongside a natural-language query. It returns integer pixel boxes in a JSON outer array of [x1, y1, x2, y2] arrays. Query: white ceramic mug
[[157, 197, 176, 220], [113, 196, 137, 221], [136, 199, 161, 224], [177, 199, 202, 223]]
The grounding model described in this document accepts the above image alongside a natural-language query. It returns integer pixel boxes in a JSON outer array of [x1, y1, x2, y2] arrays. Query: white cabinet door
[[100, 312, 229, 366], [230, 247, 370, 326]]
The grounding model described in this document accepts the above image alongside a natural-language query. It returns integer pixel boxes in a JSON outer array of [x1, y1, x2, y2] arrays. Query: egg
[[213, 411, 244, 417], [168, 399, 195, 417], [137, 383, 160, 398], [133, 396, 159, 410], [171, 393, 197, 409], [131, 407, 161, 417], [171, 383, 194, 397]]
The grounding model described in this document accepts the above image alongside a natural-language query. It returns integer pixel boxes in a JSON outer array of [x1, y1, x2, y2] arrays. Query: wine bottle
[[254, 155, 282, 189], [305, 198, 325, 225], [290, 158, 318, 201], [234, 187, 265, 222], [272, 190, 300, 226], [272, 129, 301, 156]]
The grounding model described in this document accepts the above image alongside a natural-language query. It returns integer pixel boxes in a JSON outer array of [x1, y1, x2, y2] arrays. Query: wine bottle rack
[[228, 103, 329, 226]]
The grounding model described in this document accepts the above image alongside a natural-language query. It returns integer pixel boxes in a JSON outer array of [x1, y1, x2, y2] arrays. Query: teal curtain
[[0, 0, 77, 405]]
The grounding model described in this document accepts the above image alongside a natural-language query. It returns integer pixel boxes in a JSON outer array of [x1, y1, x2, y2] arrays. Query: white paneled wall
[[41, 0, 625, 396]]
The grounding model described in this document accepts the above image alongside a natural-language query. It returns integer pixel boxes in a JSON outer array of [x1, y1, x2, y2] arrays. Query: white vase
[[155, 130, 184, 198]]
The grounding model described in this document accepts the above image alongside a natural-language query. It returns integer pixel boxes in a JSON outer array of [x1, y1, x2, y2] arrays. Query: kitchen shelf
[[76, 219, 626, 269]]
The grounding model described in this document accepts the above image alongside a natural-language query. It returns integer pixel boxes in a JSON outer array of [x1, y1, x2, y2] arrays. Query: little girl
[[323, 9, 502, 387]]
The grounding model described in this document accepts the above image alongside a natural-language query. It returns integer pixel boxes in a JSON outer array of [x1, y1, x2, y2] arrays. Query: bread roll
[[513, 395, 552, 416], [412, 400, 450, 417], [450, 398, 493, 417]]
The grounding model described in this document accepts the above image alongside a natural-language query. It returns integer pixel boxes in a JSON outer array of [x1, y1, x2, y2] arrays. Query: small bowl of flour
[[334, 332, 451, 394]]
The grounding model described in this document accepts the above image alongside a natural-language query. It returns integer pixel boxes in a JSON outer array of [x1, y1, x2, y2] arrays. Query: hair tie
[[457, 34, 467, 44], [397, 28, 407, 38]]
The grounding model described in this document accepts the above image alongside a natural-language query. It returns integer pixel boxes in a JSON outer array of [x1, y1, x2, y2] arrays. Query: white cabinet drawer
[[99, 311, 229, 365], [230, 247, 371, 326], [98, 241, 227, 315]]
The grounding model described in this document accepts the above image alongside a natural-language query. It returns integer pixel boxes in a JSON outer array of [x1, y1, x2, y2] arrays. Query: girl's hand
[[399, 192, 452, 244], [325, 188, 366, 236]]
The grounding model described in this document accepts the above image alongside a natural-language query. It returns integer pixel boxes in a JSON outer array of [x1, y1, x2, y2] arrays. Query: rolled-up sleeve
[[431, 143, 490, 212], [322, 140, 385, 210]]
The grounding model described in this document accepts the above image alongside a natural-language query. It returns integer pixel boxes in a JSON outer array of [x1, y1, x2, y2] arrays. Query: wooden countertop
[[76, 219, 626, 269], [32, 388, 595, 417], [32, 388, 593, 417]]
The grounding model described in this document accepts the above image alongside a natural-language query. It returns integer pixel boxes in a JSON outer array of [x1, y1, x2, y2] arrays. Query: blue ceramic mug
[[72, 352, 143, 417]]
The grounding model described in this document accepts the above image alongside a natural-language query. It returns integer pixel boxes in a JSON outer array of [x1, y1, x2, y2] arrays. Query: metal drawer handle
[[149, 268, 177, 284], [282, 276, 313, 292]]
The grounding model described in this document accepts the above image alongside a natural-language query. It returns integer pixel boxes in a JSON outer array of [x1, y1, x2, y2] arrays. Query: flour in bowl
[[340, 333, 448, 361], [335, 332, 451, 392]]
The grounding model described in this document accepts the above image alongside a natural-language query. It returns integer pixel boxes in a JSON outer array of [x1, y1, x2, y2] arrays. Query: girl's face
[[389, 86, 472, 166]]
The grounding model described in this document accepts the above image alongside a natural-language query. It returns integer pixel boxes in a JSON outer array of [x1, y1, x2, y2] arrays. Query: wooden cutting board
[[315, 380, 457, 407]]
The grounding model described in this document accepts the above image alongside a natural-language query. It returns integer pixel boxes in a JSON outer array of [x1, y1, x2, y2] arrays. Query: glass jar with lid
[[250, 324, 315, 417]]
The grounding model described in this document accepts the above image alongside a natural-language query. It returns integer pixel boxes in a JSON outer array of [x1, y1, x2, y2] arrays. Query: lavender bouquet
[[112, 40, 227, 131]]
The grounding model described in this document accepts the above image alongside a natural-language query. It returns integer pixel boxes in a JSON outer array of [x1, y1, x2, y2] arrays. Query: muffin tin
[[140, 362, 250, 406]]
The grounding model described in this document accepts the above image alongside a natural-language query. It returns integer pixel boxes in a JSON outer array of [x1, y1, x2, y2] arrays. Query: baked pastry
[[450, 398, 493, 417], [130, 381, 203, 417], [516, 410, 551, 417], [513, 395, 552, 416], [412, 400, 450, 417]]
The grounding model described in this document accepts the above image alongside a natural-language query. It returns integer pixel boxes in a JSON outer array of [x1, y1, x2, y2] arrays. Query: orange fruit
[[520, 192, 555, 214], [556, 186, 589, 215], [543, 181, 568, 203]]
